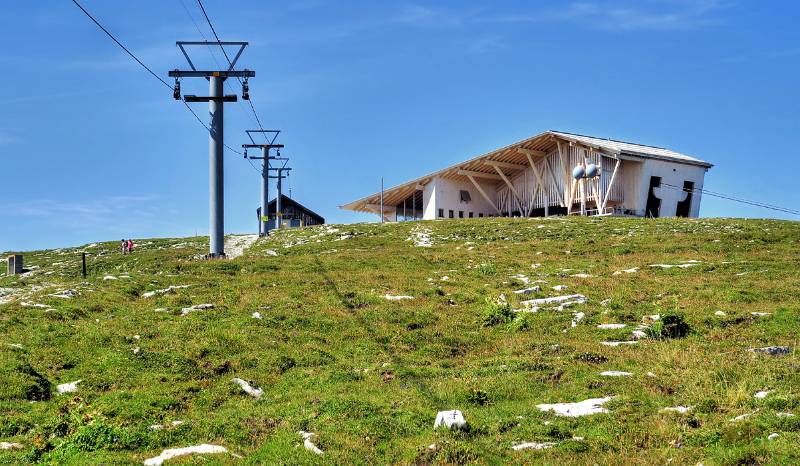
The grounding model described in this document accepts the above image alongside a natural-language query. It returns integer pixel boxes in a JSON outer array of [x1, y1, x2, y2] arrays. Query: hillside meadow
[[1, 217, 799, 465]]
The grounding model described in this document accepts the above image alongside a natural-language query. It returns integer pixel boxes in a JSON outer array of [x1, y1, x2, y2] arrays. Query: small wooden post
[[82, 253, 87, 278]]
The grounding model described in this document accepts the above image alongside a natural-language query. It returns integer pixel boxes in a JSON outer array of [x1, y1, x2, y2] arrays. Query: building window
[[459, 190, 471, 203], [449, 210, 454, 218], [479, 213, 484, 218], [469, 212, 474, 218], [459, 211, 464, 218], [438, 208, 444, 218]]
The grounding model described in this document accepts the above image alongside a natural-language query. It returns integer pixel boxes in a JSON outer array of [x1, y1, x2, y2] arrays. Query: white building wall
[[631, 159, 708, 217], [431, 176, 498, 218], [422, 180, 437, 220]]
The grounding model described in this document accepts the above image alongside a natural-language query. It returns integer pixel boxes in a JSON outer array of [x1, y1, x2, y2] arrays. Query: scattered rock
[[0, 442, 23, 450], [754, 390, 770, 399], [649, 262, 700, 269], [143, 444, 228, 466], [521, 294, 586, 307], [512, 441, 556, 451], [751, 312, 771, 317], [536, 397, 612, 417], [513, 286, 541, 295], [103, 275, 118, 281], [601, 341, 637, 347], [600, 371, 632, 377], [768, 433, 779, 441], [552, 285, 568, 291], [56, 380, 81, 394], [232, 377, 263, 399], [731, 412, 755, 422], [298, 431, 324, 455], [142, 285, 191, 298], [264, 249, 278, 256], [49, 289, 78, 299], [748, 346, 791, 356], [180, 304, 214, 316], [251, 312, 263, 319], [383, 294, 414, 301], [661, 406, 691, 414], [777, 412, 794, 417], [714, 310, 727, 316], [612, 268, 638, 275], [571, 273, 593, 278], [434, 410, 467, 430], [597, 324, 626, 330]]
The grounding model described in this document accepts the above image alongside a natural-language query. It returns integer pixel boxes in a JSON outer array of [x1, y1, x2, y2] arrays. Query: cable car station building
[[341, 130, 712, 221]]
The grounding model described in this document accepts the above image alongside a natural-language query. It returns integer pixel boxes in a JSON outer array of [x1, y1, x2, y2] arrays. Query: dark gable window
[[459, 190, 471, 203]]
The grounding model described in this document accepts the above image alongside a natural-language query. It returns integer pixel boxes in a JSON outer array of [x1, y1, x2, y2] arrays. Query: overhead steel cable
[[70, 0, 245, 156], [658, 182, 799, 216], [176, 0, 263, 174], [195, 0, 269, 144]]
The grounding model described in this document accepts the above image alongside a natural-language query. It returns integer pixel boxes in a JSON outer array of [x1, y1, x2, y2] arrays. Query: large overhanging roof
[[341, 130, 713, 213]]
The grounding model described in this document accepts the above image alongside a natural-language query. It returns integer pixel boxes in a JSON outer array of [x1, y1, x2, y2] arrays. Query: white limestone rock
[[434, 410, 467, 430]]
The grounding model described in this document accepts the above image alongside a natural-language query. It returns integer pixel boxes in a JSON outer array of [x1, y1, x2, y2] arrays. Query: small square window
[[449, 210, 454, 218], [438, 208, 444, 218], [469, 212, 474, 218], [459, 211, 464, 218], [479, 213, 484, 218]]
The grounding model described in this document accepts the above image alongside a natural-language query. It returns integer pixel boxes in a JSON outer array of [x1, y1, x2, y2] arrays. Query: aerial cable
[[70, 0, 245, 157]]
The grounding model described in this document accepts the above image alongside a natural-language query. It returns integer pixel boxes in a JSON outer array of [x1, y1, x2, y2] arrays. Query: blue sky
[[1, 0, 798, 251]]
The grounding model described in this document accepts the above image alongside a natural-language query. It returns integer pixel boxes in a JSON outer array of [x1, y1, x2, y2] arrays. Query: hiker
[[121, 239, 127, 254], [127, 239, 134, 254]]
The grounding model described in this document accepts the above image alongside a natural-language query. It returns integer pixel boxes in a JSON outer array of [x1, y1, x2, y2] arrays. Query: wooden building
[[341, 130, 712, 220], [258, 194, 325, 231]]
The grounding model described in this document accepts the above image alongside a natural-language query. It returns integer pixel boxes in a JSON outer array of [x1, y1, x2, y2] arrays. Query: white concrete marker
[[512, 441, 556, 451], [600, 371, 632, 377], [536, 397, 612, 417], [751, 312, 771, 317], [57, 380, 81, 394], [143, 444, 228, 465], [571, 273, 594, 278], [232, 378, 263, 399], [298, 431, 324, 455], [434, 410, 467, 430]]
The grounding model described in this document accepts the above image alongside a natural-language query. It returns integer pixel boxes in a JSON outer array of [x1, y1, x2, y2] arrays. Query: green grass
[[1, 217, 799, 465]]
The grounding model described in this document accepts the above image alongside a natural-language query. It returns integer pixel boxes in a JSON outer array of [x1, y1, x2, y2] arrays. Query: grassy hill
[[1, 217, 799, 465]]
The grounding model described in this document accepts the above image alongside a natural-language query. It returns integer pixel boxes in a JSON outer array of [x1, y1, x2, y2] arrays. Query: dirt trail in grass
[[224, 234, 258, 259]]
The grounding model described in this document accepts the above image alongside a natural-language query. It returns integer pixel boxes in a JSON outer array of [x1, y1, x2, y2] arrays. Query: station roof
[[341, 130, 712, 214]]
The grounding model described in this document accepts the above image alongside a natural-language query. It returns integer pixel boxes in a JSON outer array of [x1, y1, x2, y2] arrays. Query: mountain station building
[[341, 130, 712, 221]]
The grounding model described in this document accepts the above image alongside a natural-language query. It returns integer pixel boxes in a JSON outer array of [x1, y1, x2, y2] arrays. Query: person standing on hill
[[127, 239, 134, 254], [121, 239, 127, 255]]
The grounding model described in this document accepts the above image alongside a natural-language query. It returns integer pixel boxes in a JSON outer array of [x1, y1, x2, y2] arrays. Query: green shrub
[[647, 312, 691, 339], [481, 301, 514, 327]]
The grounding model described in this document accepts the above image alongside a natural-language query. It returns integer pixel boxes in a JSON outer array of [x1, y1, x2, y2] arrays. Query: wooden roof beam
[[517, 148, 547, 157], [457, 169, 502, 181], [484, 160, 527, 171]]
